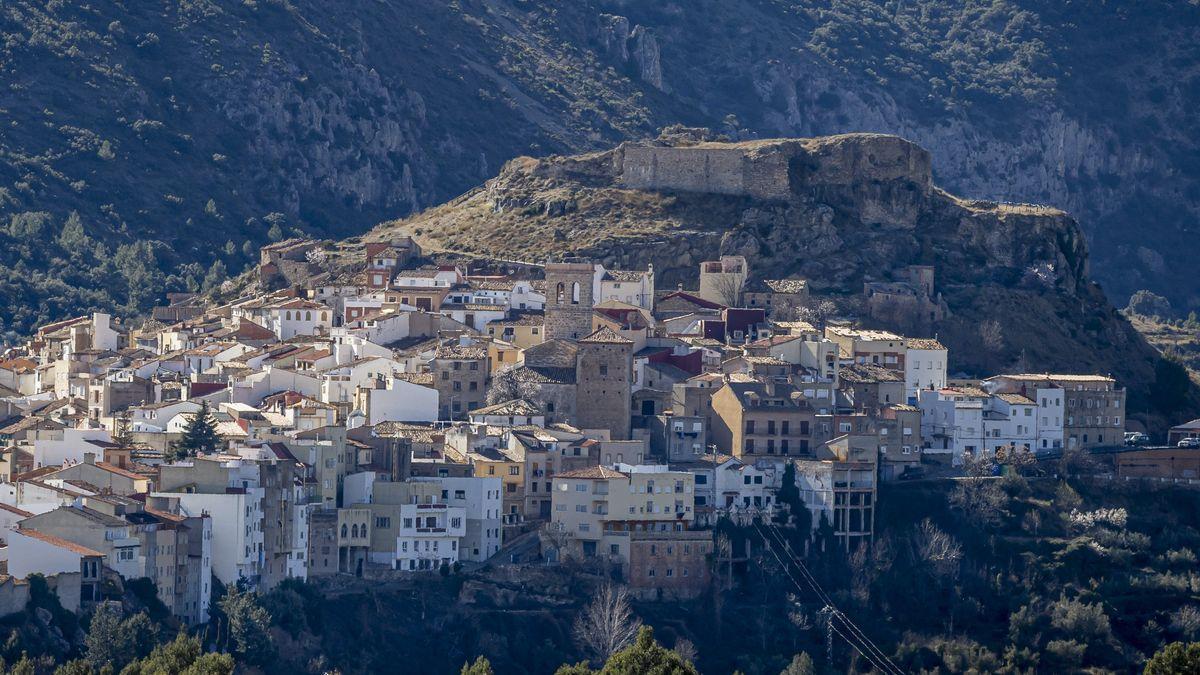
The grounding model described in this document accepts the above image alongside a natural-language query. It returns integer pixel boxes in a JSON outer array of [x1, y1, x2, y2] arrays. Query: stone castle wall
[[620, 145, 791, 200], [618, 135, 932, 201]]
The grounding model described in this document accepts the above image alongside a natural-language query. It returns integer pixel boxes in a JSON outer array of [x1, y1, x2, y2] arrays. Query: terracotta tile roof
[[905, 338, 946, 351], [762, 279, 808, 294], [602, 269, 647, 282], [16, 528, 105, 558], [0, 503, 33, 517], [93, 462, 147, 481], [394, 372, 436, 386], [992, 373, 1114, 383], [556, 466, 628, 480], [488, 311, 545, 327], [578, 326, 633, 344], [470, 399, 541, 417]]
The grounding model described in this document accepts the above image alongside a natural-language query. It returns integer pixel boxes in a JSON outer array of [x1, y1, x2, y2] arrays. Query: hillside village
[[0, 229, 1187, 632]]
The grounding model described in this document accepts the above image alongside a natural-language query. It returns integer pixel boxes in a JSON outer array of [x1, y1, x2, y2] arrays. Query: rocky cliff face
[[371, 131, 1197, 429]]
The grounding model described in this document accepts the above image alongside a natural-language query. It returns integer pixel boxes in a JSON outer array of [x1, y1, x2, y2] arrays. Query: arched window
[[341, 524, 348, 537], [321, 312, 328, 322], [571, 282, 580, 304], [285, 311, 292, 321], [305, 311, 312, 321], [556, 282, 565, 303], [351, 524, 359, 538]]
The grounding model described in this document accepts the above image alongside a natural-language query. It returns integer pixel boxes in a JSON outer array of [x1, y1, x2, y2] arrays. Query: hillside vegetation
[[4, 473, 1198, 674], [2, 0, 1199, 335]]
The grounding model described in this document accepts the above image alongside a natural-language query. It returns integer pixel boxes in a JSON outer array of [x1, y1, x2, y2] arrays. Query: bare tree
[[540, 521, 573, 562], [949, 477, 1009, 529], [790, 299, 839, 332], [486, 364, 539, 405], [709, 274, 744, 307], [673, 638, 698, 665], [914, 518, 963, 580], [979, 320, 1005, 353], [573, 583, 642, 664]]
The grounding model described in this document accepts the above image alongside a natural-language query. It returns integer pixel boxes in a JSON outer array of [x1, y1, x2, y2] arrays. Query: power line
[[761, 521, 904, 675], [753, 523, 893, 674], [758, 522, 900, 675], [752, 522, 902, 675]]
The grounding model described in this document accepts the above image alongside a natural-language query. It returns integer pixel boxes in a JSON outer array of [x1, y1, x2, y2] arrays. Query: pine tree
[[219, 588, 275, 666], [203, 260, 228, 292], [173, 401, 220, 459], [461, 656, 495, 675]]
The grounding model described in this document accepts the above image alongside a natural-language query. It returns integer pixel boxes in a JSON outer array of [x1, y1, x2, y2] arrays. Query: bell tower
[[544, 260, 595, 341]]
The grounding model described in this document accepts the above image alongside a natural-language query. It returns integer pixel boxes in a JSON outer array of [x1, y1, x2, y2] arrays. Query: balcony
[[416, 527, 447, 533]]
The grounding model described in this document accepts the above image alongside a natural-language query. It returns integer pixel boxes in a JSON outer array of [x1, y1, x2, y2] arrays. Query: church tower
[[544, 260, 595, 341]]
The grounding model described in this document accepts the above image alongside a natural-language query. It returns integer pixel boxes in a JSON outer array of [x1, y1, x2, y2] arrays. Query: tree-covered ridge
[[0, 210, 237, 340]]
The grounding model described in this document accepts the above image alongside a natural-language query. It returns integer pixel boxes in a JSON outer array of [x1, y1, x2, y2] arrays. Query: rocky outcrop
[[372, 132, 1198, 429]]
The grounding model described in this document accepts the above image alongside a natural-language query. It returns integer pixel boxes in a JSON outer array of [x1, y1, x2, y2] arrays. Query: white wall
[[905, 348, 947, 402], [162, 491, 263, 586], [33, 429, 112, 468], [366, 380, 439, 424], [7, 529, 85, 578], [343, 472, 376, 507], [412, 477, 502, 561]]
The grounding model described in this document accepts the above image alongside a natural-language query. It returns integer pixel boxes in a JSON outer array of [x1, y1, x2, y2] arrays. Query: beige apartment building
[[550, 465, 695, 563], [825, 326, 906, 371], [710, 381, 817, 458], [984, 374, 1125, 449]]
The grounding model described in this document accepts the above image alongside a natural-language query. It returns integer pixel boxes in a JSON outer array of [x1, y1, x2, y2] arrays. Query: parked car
[[1124, 432, 1150, 446], [1177, 437, 1200, 448]]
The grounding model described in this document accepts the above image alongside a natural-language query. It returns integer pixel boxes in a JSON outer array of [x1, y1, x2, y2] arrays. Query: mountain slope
[[2, 0, 1199, 335], [365, 131, 1200, 429]]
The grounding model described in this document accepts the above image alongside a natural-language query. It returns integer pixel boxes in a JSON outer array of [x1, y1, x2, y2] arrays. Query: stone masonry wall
[[620, 145, 790, 200], [575, 342, 633, 440]]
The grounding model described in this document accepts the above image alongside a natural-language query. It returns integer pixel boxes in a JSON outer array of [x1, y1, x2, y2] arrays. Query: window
[[600, 364, 608, 376], [375, 517, 391, 529], [745, 439, 755, 453], [745, 420, 755, 434]]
